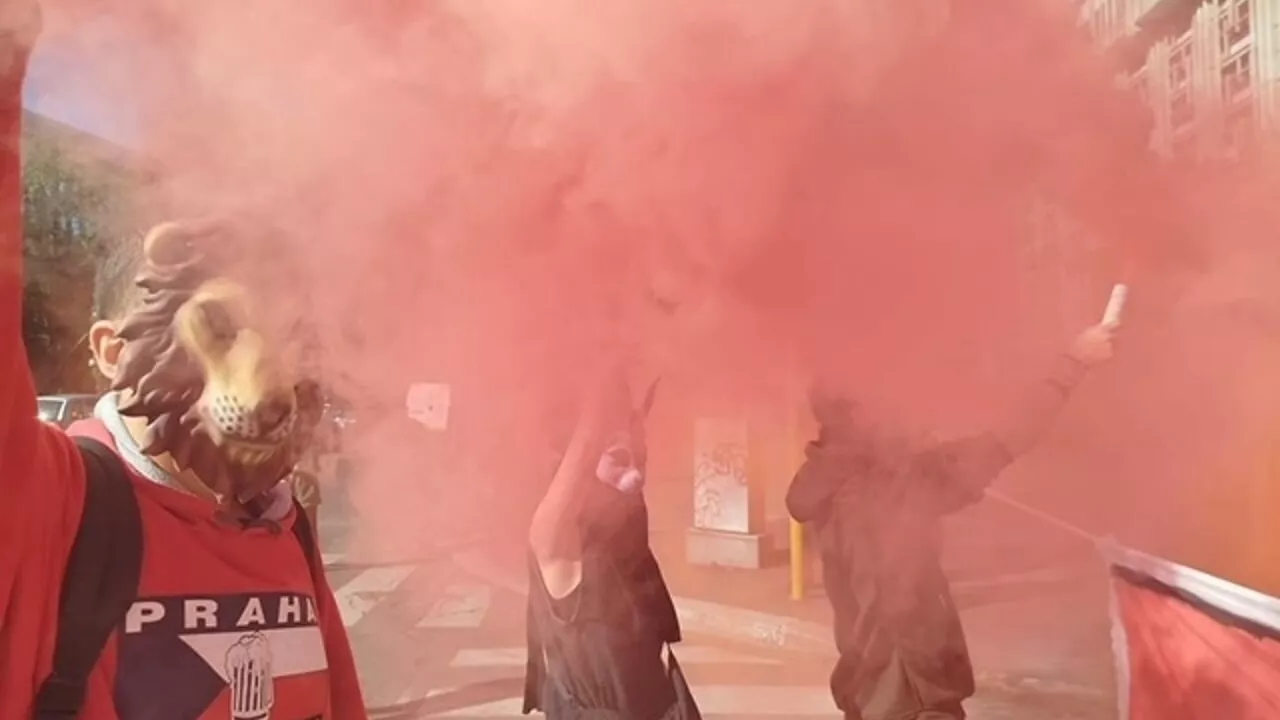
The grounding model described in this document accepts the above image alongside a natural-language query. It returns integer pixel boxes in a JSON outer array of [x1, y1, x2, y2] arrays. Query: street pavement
[[323, 556, 839, 718], [320, 547, 1116, 719], [317, 475, 1120, 719], [322, 540, 852, 719]]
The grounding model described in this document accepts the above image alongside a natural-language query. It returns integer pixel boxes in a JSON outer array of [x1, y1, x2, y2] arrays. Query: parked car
[[37, 394, 98, 429]]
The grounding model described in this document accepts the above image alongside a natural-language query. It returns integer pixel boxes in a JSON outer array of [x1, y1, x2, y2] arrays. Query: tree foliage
[[21, 137, 115, 392]]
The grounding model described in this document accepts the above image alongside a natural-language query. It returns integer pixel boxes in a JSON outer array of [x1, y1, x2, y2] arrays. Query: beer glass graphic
[[226, 633, 275, 719]]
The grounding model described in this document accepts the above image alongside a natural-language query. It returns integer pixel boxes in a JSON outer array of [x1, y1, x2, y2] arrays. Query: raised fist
[[1069, 322, 1118, 366]]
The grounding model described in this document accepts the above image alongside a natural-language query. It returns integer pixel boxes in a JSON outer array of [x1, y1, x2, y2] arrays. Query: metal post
[[789, 517, 805, 600]]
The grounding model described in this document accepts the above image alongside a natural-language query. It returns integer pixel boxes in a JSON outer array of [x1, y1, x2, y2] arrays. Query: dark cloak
[[788, 356, 1088, 719], [522, 379, 680, 718]]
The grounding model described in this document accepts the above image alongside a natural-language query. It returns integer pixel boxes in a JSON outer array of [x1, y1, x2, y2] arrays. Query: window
[[1219, 0, 1255, 147], [1170, 42, 1190, 86], [1130, 69, 1149, 108], [1224, 101, 1255, 154], [1222, 48, 1253, 102], [37, 398, 65, 424], [1087, 0, 1119, 43], [1172, 90, 1192, 127], [1171, 128, 1196, 159], [1220, 0, 1252, 51], [1102, 0, 1113, 40], [1169, 35, 1194, 131]]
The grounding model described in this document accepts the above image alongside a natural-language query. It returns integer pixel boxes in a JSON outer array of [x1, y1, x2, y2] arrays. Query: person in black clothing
[[787, 321, 1118, 720], [522, 360, 691, 720]]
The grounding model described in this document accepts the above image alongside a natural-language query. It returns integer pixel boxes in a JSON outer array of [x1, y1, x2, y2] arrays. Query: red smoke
[[34, 0, 1280, 588]]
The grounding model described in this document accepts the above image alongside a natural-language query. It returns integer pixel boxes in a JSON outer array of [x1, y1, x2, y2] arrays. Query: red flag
[[1107, 543, 1280, 720]]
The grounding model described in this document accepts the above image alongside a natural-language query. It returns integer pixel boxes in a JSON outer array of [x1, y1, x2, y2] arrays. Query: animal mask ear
[[142, 221, 218, 267]]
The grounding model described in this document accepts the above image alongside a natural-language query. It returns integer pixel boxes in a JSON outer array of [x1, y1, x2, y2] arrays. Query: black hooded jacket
[[788, 425, 1011, 715], [789, 356, 1087, 717]]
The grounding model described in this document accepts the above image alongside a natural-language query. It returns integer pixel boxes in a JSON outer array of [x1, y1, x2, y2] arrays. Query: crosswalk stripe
[[449, 645, 783, 668], [397, 683, 453, 706], [333, 565, 416, 627], [689, 685, 836, 714], [396, 685, 424, 706], [425, 685, 835, 717], [417, 584, 493, 629], [656, 644, 784, 665], [448, 647, 525, 667]]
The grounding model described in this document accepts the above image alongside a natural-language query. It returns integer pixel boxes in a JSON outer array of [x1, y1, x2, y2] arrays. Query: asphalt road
[[320, 499, 847, 718], [315, 453, 1119, 720], [319, 518, 1115, 718], [322, 553, 1116, 720]]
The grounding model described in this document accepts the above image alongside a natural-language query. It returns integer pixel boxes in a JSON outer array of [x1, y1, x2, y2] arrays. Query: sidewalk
[[455, 475, 1119, 716]]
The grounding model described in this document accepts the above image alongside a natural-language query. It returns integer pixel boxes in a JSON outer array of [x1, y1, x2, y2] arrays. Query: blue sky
[[23, 31, 141, 149]]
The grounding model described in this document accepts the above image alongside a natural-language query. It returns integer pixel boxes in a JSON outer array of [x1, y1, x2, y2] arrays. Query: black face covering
[[542, 375, 680, 644], [579, 480, 649, 563], [579, 391, 651, 560], [809, 389, 856, 432]]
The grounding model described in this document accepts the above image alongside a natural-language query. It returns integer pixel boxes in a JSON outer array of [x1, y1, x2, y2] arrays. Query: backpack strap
[[35, 438, 143, 719], [290, 498, 325, 593]]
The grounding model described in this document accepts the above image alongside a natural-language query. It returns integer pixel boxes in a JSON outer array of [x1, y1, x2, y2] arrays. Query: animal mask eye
[[199, 300, 240, 349]]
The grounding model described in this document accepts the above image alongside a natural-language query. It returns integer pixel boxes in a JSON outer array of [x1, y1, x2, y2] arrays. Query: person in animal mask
[[0, 32, 366, 714], [788, 321, 1118, 720], [522, 336, 694, 717]]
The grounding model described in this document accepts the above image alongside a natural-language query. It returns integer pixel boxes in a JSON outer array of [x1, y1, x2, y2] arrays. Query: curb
[[452, 548, 836, 656], [673, 596, 835, 656], [452, 549, 1101, 657], [320, 534, 501, 572]]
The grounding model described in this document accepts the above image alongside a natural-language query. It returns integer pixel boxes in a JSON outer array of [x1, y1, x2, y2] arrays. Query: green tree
[[21, 138, 114, 393]]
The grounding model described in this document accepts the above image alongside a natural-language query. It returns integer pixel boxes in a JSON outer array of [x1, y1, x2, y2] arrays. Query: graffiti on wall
[[692, 419, 750, 533]]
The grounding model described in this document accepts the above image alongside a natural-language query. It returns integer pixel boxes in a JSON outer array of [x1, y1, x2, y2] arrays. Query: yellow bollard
[[789, 517, 805, 600]]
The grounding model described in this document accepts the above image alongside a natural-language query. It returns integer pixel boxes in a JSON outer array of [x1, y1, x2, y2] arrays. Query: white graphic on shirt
[[227, 632, 274, 719], [119, 593, 329, 719], [180, 626, 329, 686]]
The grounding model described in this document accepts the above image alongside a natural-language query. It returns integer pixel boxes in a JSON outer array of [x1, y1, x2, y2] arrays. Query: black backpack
[[32, 437, 325, 719]]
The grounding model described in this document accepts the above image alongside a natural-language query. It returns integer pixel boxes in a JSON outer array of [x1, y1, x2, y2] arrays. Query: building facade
[[1081, 0, 1280, 160]]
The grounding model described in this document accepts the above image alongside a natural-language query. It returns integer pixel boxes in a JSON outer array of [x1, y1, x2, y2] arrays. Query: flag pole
[[985, 488, 1104, 545]]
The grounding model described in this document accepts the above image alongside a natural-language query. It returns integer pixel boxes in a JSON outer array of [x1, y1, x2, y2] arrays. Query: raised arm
[[1, 10, 87, 550], [995, 324, 1113, 457], [527, 362, 622, 564], [912, 322, 1116, 515], [527, 399, 604, 563]]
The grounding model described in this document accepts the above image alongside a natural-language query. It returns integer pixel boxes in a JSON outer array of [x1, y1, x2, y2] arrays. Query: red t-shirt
[[0, 42, 367, 720]]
